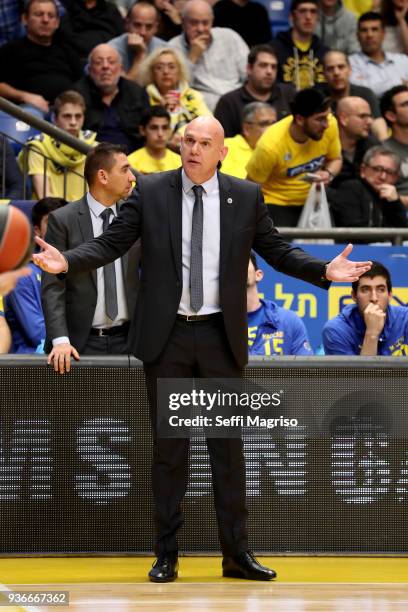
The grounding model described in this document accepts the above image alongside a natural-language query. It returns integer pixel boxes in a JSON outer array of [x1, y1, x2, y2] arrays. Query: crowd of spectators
[[1, 0, 408, 357]]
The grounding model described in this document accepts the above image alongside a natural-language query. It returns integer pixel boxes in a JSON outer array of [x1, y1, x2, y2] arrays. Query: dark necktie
[[190, 185, 204, 312], [100, 208, 118, 321]]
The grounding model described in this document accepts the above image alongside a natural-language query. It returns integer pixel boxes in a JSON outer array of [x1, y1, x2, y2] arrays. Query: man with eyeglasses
[[328, 145, 407, 231], [222, 102, 277, 178], [271, 0, 328, 90], [382, 85, 408, 209], [330, 96, 379, 189], [108, 2, 166, 81], [214, 45, 295, 138]]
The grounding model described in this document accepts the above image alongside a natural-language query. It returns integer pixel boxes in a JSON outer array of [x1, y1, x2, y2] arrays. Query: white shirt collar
[[86, 192, 118, 218], [181, 169, 218, 197], [360, 51, 395, 65]]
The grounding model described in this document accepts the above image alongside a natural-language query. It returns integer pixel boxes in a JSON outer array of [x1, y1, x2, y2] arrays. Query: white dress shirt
[[349, 51, 408, 98], [178, 170, 221, 315], [53, 192, 129, 346]]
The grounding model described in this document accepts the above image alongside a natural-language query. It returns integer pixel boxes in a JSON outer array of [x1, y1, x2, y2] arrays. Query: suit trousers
[[82, 331, 129, 355], [144, 314, 248, 556]]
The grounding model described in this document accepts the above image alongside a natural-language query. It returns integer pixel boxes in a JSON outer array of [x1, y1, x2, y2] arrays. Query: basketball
[[0, 205, 33, 273]]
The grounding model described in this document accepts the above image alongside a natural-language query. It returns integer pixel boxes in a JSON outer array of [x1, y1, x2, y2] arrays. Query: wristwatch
[[321, 263, 329, 282], [323, 168, 334, 182]]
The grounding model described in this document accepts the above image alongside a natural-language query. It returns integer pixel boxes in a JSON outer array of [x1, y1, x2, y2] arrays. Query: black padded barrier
[[0, 354, 407, 555]]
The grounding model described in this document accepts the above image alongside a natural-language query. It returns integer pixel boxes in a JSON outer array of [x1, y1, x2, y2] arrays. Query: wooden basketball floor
[[0, 557, 407, 610]]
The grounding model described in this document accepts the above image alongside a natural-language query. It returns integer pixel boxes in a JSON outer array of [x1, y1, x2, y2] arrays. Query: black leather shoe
[[222, 551, 277, 580], [148, 553, 179, 582]]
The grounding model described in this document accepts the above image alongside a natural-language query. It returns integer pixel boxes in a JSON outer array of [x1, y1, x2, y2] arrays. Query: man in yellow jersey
[[246, 87, 342, 226], [128, 106, 181, 174]]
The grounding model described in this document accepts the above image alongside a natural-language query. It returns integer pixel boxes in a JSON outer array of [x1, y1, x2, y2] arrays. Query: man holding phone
[[246, 88, 342, 226]]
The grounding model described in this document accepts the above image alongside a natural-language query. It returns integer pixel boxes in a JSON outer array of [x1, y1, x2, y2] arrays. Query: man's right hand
[[188, 34, 210, 63], [33, 237, 68, 274], [127, 33, 146, 55], [21, 93, 49, 113], [161, 0, 181, 24], [48, 343, 80, 374], [363, 302, 386, 337]]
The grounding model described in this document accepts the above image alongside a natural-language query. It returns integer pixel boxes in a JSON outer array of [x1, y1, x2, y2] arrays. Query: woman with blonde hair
[[138, 47, 211, 142]]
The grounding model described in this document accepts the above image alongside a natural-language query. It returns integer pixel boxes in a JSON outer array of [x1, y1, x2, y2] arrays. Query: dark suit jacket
[[64, 170, 329, 366], [328, 178, 408, 236], [41, 196, 140, 353]]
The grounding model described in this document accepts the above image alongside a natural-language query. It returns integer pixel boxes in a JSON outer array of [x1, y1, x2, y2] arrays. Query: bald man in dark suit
[[34, 116, 371, 582]]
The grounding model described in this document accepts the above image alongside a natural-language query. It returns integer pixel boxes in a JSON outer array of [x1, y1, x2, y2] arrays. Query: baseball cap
[[290, 88, 331, 118]]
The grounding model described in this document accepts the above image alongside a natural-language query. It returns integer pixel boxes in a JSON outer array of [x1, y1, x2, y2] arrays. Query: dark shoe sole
[[148, 571, 178, 583], [223, 569, 276, 581]]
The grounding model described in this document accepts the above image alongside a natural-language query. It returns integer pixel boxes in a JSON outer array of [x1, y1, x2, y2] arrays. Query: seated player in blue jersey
[[247, 252, 313, 356], [323, 261, 408, 356], [4, 197, 67, 353], [0, 296, 11, 354]]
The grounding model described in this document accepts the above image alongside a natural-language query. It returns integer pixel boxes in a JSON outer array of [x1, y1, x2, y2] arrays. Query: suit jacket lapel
[[168, 169, 183, 282], [78, 195, 97, 287], [117, 201, 129, 280], [218, 172, 236, 281]]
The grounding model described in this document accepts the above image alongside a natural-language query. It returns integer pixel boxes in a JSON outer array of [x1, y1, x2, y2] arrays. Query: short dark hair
[[291, 87, 331, 118], [323, 49, 350, 67], [247, 44, 277, 66], [352, 261, 392, 293], [25, 0, 59, 16], [380, 85, 408, 124], [126, 1, 158, 20], [84, 143, 128, 186], [140, 105, 171, 128], [31, 197, 67, 228], [358, 11, 384, 29], [249, 251, 258, 270], [53, 90, 86, 116], [290, 0, 318, 12]]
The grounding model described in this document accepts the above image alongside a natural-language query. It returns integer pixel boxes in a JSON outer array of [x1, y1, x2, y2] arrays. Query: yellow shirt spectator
[[344, 0, 372, 17], [222, 135, 253, 179], [246, 113, 341, 206], [128, 147, 181, 174], [19, 131, 97, 201]]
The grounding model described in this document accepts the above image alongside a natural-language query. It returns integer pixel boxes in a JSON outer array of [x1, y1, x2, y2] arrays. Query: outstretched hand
[[326, 244, 372, 282], [32, 237, 68, 275]]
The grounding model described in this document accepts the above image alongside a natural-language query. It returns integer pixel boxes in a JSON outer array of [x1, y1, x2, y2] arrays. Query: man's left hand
[[325, 243, 372, 282], [309, 169, 332, 185]]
